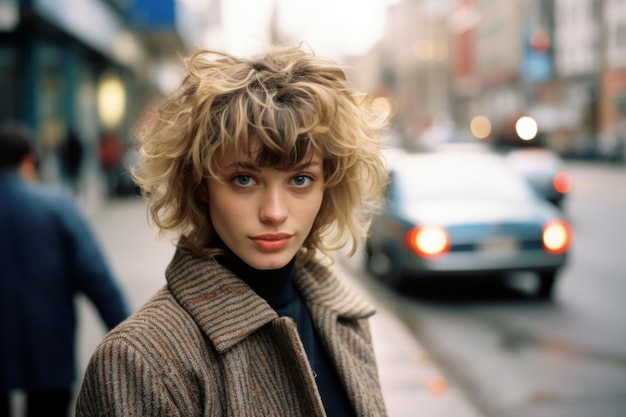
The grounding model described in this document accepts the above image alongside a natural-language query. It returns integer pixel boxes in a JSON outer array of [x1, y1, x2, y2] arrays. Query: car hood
[[399, 199, 553, 226]]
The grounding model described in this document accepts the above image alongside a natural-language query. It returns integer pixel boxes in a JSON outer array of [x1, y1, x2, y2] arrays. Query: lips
[[250, 233, 292, 251]]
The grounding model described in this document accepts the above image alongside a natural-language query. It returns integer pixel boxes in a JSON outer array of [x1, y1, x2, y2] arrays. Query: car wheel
[[536, 269, 558, 299], [364, 240, 404, 289]]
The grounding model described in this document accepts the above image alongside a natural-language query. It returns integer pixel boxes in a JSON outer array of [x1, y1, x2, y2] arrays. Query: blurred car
[[505, 147, 572, 208], [365, 151, 573, 299]]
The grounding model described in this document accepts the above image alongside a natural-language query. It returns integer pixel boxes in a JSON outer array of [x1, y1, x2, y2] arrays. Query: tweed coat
[[76, 249, 388, 417]]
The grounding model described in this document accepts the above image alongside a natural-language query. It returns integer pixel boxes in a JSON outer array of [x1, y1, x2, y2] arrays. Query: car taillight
[[406, 226, 450, 258], [542, 219, 573, 254], [553, 171, 572, 194]]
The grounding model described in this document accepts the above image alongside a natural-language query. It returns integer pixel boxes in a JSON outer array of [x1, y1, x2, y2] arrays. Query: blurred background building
[[348, 0, 626, 162], [1, 0, 624, 204], [0, 0, 197, 200]]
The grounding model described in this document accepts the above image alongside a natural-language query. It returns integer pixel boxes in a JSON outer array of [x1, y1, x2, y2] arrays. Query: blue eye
[[292, 175, 312, 187], [233, 175, 255, 187]]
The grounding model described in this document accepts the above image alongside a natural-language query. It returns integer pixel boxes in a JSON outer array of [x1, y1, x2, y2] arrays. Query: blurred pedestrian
[[57, 129, 84, 193], [0, 121, 130, 417], [97, 134, 122, 197], [76, 45, 391, 416]]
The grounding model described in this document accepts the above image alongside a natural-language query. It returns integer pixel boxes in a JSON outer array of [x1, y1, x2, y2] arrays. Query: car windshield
[[395, 155, 537, 202]]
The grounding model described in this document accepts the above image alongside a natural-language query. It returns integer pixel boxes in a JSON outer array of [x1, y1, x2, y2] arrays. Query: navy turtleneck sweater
[[215, 244, 355, 417]]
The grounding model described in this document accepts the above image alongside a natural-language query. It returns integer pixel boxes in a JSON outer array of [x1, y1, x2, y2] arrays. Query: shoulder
[[107, 288, 201, 345], [80, 288, 221, 415], [19, 182, 78, 213], [100, 287, 216, 369], [1, 180, 80, 221], [35, 184, 79, 210]]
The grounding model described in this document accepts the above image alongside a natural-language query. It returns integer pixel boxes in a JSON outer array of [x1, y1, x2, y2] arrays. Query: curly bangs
[[132, 45, 390, 262]]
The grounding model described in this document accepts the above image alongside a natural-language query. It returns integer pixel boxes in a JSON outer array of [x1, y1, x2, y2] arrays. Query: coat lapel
[[294, 260, 387, 416], [165, 250, 278, 352]]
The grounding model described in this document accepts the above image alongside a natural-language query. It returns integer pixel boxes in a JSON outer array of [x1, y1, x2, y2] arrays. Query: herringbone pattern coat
[[76, 249, 388, 416]]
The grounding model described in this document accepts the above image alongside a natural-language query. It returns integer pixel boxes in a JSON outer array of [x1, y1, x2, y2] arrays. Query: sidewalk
[[77, 199, 484, 417], [337, 259, 484, 417]]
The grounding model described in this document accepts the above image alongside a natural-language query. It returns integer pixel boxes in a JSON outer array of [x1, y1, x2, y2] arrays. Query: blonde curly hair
[[132, 45, 390, 264]]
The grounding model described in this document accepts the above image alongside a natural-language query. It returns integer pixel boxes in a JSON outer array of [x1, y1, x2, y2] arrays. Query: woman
[[76, 45, 390, 417]]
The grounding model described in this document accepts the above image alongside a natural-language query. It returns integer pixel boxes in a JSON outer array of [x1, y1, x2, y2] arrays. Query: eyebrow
[[224, 160, 322, 172]]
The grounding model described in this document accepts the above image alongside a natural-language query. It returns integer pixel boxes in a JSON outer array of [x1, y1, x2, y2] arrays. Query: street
[[348, 161, 626, 417]]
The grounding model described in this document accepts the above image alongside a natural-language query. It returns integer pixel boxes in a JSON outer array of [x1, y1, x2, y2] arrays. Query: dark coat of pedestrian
[[58, 129, 84, 192], [0, 122, 130, 417]]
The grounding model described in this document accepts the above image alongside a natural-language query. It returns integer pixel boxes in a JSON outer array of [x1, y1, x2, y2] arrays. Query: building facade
[[0, 0, 188, 195]]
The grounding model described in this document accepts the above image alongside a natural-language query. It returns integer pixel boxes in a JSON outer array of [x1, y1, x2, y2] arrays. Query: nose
[[259, 185, 288, 224]]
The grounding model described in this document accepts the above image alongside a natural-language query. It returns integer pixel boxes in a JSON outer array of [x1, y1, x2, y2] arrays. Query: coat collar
[[165, 249, 375, 353]]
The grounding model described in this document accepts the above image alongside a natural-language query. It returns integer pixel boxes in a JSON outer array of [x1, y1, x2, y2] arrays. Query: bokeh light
[[97, 71, 127, 131], [515, 116, 538, 141], [470, 115, 492, 139], [554, 171, 573, 194]]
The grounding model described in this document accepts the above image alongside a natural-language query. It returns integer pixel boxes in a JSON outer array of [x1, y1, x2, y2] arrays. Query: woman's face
[[207, 145, 325, 270]]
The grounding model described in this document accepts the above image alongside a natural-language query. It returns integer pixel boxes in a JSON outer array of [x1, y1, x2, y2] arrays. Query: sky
[[217, 0, 398, 61]]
